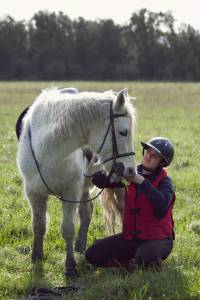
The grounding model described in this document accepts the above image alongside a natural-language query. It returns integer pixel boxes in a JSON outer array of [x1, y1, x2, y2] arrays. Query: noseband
[[97, 101, 135, 165]]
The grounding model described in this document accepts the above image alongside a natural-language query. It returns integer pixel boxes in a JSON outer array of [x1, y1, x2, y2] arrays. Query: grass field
[[0, 81, 200, 300]]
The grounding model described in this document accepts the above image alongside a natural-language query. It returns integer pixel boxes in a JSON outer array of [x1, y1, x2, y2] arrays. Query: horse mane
[[29, 87, 136, 137]]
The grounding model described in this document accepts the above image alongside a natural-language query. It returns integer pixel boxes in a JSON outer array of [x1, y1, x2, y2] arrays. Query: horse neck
[[48, 96, 111, 153], [87, 118, 109, 154], [65, 99, 110, 151]]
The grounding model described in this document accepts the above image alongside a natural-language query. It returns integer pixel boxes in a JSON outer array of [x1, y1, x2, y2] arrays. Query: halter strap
[[28, 127, 103, 203], [97, 101, 135, 165], [28, 101, 135, 204]]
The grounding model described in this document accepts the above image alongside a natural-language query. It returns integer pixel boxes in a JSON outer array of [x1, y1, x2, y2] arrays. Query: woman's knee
[[85, 246, 94, 263], [85, 234, 127, 267], [134, 239, 173, 267], [85, 245, 104, 267]]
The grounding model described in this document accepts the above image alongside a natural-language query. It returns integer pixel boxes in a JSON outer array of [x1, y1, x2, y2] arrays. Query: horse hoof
[[31, 253, 43, 262], [64, 268, 79, 278], [75, 243, 85, 253]]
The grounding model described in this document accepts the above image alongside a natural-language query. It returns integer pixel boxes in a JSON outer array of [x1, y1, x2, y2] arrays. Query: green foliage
[[0, 81, 200, 299], [1, 9, 200, 80], [0, 16, 28, 79]]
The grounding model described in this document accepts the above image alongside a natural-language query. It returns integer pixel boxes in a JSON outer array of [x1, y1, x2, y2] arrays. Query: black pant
[[85, 233, 173, 268]]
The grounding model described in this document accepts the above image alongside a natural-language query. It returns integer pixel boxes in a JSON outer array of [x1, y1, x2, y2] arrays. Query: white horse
[[17, 88, 136, 276]]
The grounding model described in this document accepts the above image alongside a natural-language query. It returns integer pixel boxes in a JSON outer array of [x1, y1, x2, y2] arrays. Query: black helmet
[[141, 137, 174, 167]]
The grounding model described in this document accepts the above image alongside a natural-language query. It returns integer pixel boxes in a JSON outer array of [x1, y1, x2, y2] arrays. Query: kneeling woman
[[85, 137, 175, 270]]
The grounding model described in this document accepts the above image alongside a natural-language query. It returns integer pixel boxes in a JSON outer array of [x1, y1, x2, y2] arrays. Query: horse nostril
[[112, 162, 125, 177], [127, 167, 135, 176]]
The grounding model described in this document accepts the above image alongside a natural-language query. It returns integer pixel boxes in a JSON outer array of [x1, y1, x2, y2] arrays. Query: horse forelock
[[31, 88, 136, 137]]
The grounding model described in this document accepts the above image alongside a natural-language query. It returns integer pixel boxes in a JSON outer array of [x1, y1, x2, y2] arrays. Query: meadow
[[0, 81, 200, 300]]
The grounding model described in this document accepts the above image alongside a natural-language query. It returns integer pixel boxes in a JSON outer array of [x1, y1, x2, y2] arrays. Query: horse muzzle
[[111, 162, 125, 177], [111, 162, 136, 179], [124, 166, 136, 177]]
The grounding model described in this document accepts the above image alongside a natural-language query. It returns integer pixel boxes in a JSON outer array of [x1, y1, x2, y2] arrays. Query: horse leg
[[75, 191, 93, 253], [61, 202, 78, 277], [26, 189, 48, 262]]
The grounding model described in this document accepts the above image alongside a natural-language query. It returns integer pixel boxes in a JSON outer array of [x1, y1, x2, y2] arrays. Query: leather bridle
[[96, 101, 135, 165], [28, 101, 135, 203]]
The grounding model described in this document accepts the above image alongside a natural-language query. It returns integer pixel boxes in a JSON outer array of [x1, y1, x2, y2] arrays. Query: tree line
[[1, 9, 200, 81]]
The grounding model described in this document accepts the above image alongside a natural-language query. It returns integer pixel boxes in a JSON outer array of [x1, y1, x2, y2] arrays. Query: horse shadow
[[23, 259, 83, 299], [75, 256, 199, 300], [21, 254, 199, 300], [26, 262, 47, 288], [23, 261, 53, 299]]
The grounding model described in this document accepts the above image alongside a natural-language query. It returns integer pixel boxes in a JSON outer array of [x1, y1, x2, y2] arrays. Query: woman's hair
[[101, 188, 125, 233]]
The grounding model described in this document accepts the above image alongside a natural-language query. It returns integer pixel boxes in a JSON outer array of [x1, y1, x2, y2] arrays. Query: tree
[[0, 9, 200, 80], [0, 16, 28, 79], [128, 9, 176, 79], [72, 18, 125, 79], [28, 11, 74, 79], [167, 25, 200, 80]]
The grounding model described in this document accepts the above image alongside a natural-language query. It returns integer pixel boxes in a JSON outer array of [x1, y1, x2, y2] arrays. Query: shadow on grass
[[29, 262, 46, 288], [22, 259, 84, 299], [21, 261, 56, 299], [15, 254, 200, 300], [67, 256, 200, 300]]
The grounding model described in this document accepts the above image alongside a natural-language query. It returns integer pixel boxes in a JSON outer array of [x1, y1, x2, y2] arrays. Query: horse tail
[[16, 107, 30, 140], [101, 188, 125, 234]]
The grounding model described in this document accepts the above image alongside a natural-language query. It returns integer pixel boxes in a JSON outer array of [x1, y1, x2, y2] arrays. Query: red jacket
[[123, 168, 175, 240]]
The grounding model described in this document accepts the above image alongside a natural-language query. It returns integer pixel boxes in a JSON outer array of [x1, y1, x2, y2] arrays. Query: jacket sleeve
[[92, 171, 125, 188], [140, 176, 174, 219]]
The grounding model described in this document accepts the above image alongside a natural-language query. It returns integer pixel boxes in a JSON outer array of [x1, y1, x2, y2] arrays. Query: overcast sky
[[1, 0, 200, 31]]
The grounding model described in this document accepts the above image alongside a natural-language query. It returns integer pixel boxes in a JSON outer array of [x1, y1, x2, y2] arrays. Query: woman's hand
[[128, 173, 145, 185]]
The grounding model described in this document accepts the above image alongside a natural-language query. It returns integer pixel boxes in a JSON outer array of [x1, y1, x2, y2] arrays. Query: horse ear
[[114, 89, 128, 110]]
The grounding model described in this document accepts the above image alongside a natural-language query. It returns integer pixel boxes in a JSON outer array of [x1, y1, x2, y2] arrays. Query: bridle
[[28, 101, 135, 203], [96, 101, 135, 165]]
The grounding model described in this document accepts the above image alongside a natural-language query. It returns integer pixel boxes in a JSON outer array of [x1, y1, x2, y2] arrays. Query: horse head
[[90, 89, 136, 181]]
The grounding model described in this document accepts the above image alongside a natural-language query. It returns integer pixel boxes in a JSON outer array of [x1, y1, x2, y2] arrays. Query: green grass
[[0, 81, 200, 299]]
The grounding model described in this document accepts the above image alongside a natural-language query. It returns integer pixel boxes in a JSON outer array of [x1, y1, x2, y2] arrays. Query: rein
[[28, 127, 103, 203], [28, 101, 135, 204], [96, 102, 135, 164]]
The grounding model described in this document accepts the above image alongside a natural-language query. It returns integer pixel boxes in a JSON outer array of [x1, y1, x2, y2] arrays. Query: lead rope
[[28, 127, 104, 203]]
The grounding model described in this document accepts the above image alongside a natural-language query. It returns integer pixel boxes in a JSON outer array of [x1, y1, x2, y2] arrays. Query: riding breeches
[[85, 233, 173, 268]]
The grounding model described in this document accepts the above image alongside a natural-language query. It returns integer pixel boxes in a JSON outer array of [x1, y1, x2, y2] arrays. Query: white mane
[[28, 88, 136, 137]]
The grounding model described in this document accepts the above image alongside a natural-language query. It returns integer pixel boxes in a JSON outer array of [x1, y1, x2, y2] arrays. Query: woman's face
[[142, 147, 162, 169]]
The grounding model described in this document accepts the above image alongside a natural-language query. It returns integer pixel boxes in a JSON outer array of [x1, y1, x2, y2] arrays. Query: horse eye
[[119, 130, 128, 136]]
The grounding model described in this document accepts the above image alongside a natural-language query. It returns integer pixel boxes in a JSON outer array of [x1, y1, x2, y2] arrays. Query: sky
[[1, 0, 200, 31]]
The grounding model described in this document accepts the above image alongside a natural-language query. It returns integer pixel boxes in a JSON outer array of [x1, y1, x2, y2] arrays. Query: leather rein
[[28, 101, 135, 203]]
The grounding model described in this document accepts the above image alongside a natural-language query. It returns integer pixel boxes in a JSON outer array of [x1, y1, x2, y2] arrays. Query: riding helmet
[[141, 137, 174, 166]]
